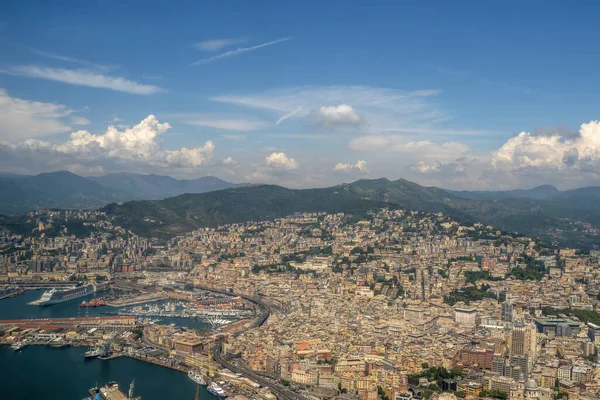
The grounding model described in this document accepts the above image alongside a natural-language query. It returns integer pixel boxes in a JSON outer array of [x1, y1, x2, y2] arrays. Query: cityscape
[[2, 207, 600, 400], [3, 1, 600, 400]]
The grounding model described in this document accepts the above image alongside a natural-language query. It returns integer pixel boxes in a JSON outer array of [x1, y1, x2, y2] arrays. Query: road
[[197, 286, 306, 400], [212, 342, 305, 400]]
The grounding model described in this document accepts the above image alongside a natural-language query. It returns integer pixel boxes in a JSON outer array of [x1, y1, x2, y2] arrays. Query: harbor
[[0, 290, 216, 331], [0, 346, 207, 400], [0, 286, 271, 400]]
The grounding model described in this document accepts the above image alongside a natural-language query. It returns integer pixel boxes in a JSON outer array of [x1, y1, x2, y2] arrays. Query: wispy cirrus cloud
[[0, 66, 163, 95], [29, 48, 112, 71], [70, 116, 91, 126], [186, 118, 270, 131], [192, 38, 289, 65], [194, 37, 247, 51], [211, 85, 482, 136]]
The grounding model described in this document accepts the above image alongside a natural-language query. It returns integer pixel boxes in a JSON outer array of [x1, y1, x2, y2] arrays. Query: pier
[[105, 293, 165, 307]]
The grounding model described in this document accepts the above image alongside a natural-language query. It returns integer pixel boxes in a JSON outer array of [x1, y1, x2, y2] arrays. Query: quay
[[125, 353, 187, 372], [0, 316, 135, 327], [105, 293, 165, 307]]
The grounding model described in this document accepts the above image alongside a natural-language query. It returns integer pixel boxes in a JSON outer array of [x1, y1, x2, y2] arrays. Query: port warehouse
[[0, 316, 135, 334], [0, 316, 135, 326], [0, 317, 136, 340]]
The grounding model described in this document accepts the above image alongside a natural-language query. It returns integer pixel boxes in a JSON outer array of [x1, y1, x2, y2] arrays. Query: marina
[[0, 290, 214, 331]]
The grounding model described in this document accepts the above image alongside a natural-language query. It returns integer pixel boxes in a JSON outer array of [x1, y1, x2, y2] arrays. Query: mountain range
[[0, 171, 241, 214], [2, 171, 600, 249], [103, 178, 600, 249]]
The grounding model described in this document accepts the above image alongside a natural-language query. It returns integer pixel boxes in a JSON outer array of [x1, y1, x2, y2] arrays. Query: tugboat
[[88, 298, 106, 307]]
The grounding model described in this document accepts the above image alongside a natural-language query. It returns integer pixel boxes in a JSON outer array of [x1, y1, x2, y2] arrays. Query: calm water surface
[[0, 290, 215, 399], [0, 290, 211, 330], [0, 346, 212, 400]]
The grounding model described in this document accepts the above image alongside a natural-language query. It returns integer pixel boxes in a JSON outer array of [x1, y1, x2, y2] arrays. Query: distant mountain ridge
[[0, 171, 243, 214], [3, 172, 600, 249], [449, 185, 561, 201], [89, 173, 243, 200], [102, 178, 600, 249]]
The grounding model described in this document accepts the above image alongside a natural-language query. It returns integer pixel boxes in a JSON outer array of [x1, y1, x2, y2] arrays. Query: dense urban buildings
[[2, 207, 600, 400]]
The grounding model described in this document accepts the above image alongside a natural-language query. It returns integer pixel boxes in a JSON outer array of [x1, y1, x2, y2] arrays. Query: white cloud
[[221, 134, 246, 140], [14, 115, 214, 168], [405, 120, 600, 189], [275, 106, 303, 125], [222, 156, 237, 165], [0, 88, 73, 142], [265, 152, 298, 170], [195, 38, 247, 51], [333, 160, 368, 173], [409, 160, 442, 174], [211, 85, 480, 136], [192, 38, 289, 65], [29, 48, 112, 71], [71, 116, 91, 126], [186, 118, 270, 131], [308, 104, 362, 129], [411, 89, 441, 97], [348, 134, 470, 158], [490, 121, 600, 177], [2, 66, 162, 95]]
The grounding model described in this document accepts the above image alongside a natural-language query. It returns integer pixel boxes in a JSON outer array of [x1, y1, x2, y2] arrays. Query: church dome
[[525, 376, 538, 390]]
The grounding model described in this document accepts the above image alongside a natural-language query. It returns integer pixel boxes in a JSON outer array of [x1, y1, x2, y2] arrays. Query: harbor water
[[0, 290, 213, 330], [0, 290, 216, 399], [0, 345, 214, 400]]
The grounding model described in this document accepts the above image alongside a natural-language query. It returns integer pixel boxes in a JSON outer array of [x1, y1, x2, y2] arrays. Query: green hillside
[[85, 178, 600, 249], [103, 184, 392, 238]]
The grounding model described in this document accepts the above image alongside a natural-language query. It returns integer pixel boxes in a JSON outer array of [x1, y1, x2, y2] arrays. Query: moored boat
[[187, 370, 207, 385]]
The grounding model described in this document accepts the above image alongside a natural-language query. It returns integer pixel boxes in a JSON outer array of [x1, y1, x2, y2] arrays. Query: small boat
[[207, 382, 226, 397], [187, 370, 207, 385], [10, 341, 26, 351], [80, 300, 88, 307], [84, 347, 102, 359]]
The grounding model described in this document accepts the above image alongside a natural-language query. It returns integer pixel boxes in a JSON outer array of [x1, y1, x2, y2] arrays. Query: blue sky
[[1, 1, 600, 189]]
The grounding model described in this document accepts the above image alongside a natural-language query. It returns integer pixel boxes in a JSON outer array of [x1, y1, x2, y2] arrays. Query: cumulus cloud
[[195, 38, 247, 51], [492, 121, 600, 172], [222, 156, 237, 165], [2, 66, 162, 95], [308, 104, 362, 129], [265, 152, 298, 170], [409, 160, 443, 174], [404, 120, 600, 189], [333, 160, 368, 173], [10, 115, 214, 169], [0, 88, 74, 142]]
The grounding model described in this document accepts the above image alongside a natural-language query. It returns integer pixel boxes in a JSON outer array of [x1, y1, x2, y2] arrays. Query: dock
[[105, 293, 165, 307], [89, 381, 141, 400], [125, 353, 187, 372]]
